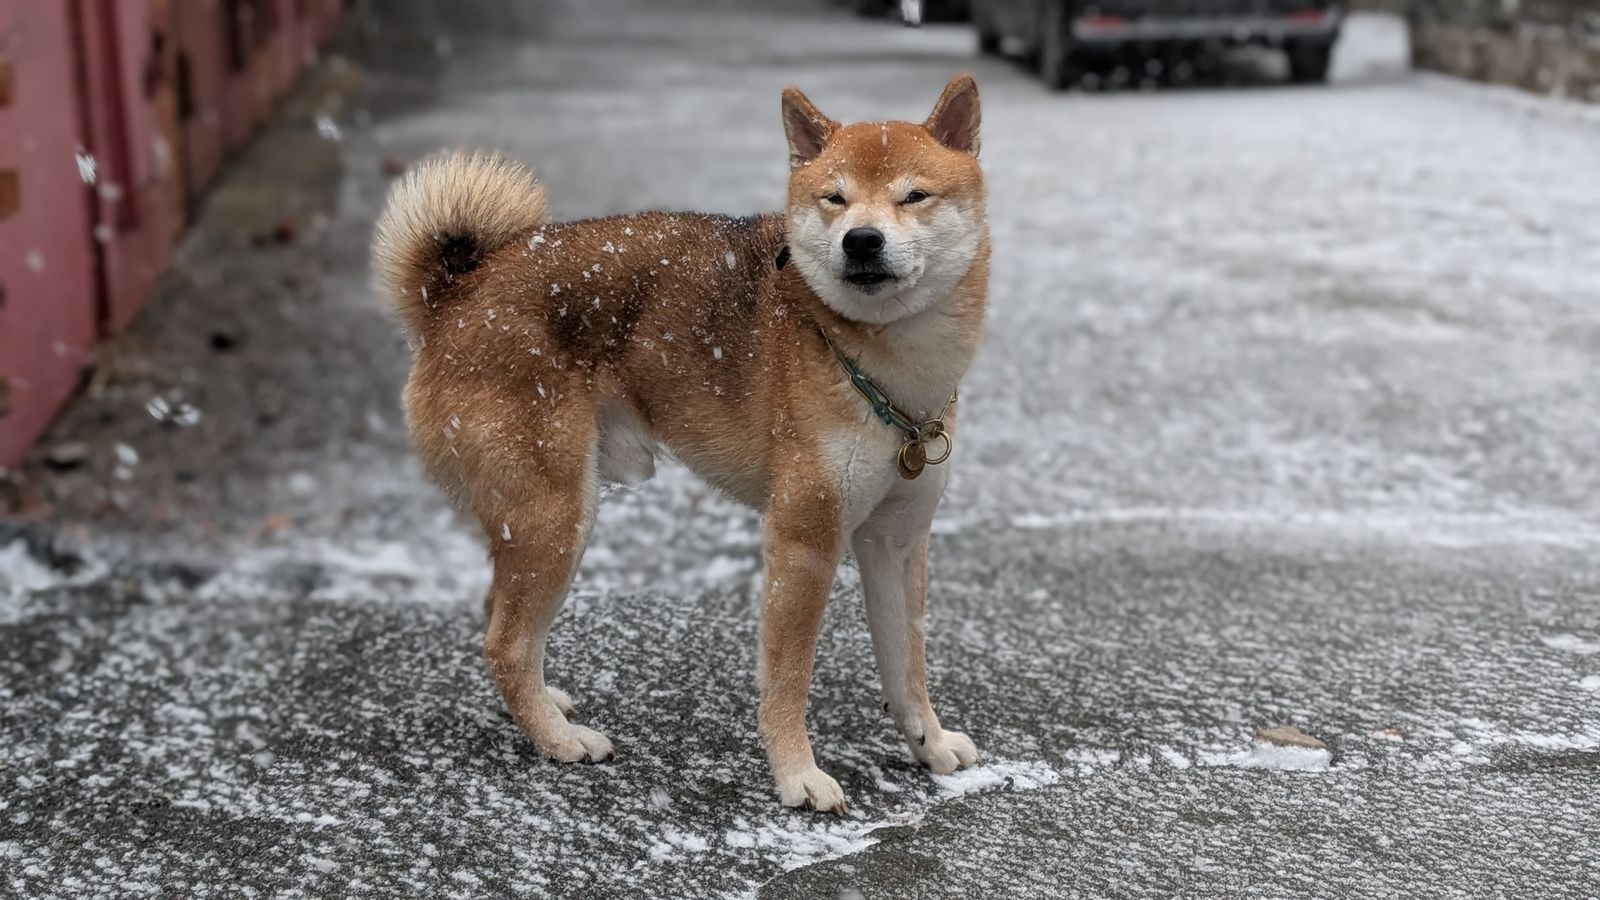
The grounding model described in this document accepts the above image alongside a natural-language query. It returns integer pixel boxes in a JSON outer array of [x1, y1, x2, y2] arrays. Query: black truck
[[972, 0, 1344, 88]]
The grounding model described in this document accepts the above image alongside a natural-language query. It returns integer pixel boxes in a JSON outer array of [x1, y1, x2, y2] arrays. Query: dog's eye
[[824, 193, 846, 206], [902, 190, 930, 205]]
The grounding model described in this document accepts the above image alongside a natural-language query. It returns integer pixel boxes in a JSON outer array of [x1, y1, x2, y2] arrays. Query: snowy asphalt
[[4, 1, 1600, 897]]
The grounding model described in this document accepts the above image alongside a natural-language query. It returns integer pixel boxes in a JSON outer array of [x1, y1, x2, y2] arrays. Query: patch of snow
[[1158, 747, 1192, 769], [287, 472, 318, 496], [0, 543, 63, 595], [1541, 634, 1600, 655], [931, 759, 1060, 796], [1061, 747, 1120, 771], [315, 115, 342, 142], [1201, 741, 1331, 772], [1003, 508, 1600, 549], [1578, 676, 1600, 692], [721, 818, 879, 872], [1511, 731, 1600, 751]]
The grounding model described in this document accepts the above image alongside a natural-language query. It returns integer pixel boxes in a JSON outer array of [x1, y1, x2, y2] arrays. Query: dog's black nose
[[842, 227, 885, 262]]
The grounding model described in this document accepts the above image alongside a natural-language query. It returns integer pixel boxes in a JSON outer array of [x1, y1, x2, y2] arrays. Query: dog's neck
[[806, 249, 988, 422]]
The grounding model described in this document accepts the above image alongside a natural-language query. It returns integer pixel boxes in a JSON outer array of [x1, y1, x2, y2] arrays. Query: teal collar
[[825, 334, 957, 479]]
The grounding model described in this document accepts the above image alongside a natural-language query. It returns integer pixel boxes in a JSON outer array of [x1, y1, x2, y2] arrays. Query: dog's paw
[[546, 685, 577, 716], [541, 722, 615, 764], [776, 766, 848, 815], [911, 728, 980, 775]]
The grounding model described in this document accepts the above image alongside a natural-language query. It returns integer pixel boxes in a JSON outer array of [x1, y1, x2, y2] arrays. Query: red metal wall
[[0, 2, 101, 469], [0, 0, 342, 469], [76, 0, 182, 331]]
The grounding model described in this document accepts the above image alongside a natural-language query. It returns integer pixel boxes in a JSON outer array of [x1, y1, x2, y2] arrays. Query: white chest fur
[[822, 410, 953, 534]]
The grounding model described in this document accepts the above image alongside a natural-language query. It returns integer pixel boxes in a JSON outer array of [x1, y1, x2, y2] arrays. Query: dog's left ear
[[924, 75, 981, 156], [781, 87, 837, 169]]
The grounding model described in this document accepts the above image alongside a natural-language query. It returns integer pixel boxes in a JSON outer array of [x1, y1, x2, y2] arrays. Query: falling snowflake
[[74, 148, 97, 184]]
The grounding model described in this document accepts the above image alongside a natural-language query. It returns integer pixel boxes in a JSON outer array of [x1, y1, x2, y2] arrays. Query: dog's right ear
[[781, 87, 836, 168]]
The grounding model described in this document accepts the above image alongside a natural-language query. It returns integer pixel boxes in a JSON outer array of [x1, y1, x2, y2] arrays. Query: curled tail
[[372, 151, 547, 334]]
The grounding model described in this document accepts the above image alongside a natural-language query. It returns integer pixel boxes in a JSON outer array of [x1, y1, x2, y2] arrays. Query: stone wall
[[1356, 0, 1600, 100]]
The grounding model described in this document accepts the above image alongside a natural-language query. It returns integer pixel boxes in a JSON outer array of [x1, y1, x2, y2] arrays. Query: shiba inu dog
[[372, 75, 988, 813]]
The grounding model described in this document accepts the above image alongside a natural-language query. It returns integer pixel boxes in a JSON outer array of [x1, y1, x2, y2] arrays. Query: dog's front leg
[[758, 490, 847, 814], [853, 499, 979, 775]]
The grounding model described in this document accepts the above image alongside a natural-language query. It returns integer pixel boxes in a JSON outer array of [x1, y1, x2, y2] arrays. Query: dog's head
[[781, 75, 986, 326]]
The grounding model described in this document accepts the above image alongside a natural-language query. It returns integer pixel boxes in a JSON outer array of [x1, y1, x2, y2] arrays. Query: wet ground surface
[[3, 1, 1600, 897]]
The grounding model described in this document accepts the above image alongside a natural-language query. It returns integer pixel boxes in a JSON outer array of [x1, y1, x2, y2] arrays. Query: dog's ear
[[781, 87, 836, 168], [924, 74, 981, 156]]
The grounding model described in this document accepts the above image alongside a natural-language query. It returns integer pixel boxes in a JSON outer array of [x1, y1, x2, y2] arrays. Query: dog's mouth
[[844, 269, 896, 289]]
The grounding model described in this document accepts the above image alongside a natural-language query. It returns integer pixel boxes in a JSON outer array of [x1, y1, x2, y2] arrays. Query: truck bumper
[[1072, 9, 1343, 43]]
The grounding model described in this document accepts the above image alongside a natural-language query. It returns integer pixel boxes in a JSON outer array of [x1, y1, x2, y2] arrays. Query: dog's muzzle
[[844, 267, 895, 288]]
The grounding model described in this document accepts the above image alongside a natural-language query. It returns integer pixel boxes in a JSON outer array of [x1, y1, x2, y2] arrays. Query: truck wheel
[[973, 0, 1002, 54], [1038, 1, 1080, 90], [854, 0, 892, 17], [922, 0, 970, 21], [1287, 39, 1334, 83]]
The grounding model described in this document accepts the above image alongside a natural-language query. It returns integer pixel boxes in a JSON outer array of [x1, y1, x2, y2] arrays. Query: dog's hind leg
[[475, 399, 612, 763], [853, 496, 979, 775]]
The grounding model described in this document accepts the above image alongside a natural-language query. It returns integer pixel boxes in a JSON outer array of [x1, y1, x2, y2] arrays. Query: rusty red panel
[[74, 0, 181, 332], [0, 1, 99, 467], [221, 0, 266, 151], [310, 0, 340, 46], [176, 0, 229, 198], [152, 0, 186, 235], [286, 0, 321, 71], [267, 0, 300, 96]]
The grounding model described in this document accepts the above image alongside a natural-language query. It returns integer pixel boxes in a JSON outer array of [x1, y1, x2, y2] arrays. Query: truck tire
[[1287, 39, 1334, 83], [921, 0, 971, 21], [1038, 1, 1080, 90], [973, 0, 1002, 53]]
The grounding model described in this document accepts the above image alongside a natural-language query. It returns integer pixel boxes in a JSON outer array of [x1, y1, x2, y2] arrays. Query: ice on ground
[[1201, 741, 1332, 773]]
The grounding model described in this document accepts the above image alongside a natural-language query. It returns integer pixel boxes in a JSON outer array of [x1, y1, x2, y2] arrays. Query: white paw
[[911, 728, 980, 775], [546, 685, 576, 716], [775, 765, 848, 815], [541, 722, 614, 764]]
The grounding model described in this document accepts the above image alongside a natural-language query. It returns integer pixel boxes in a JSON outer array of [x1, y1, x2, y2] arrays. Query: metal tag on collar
[[897, 439, 927, 479]]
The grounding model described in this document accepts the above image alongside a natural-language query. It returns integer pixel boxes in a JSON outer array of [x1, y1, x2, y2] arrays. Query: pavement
[[4, 2, 1600, 897]]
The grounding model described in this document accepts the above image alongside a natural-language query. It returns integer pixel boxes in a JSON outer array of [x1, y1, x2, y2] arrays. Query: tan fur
[[372, 75, 990, 812]]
